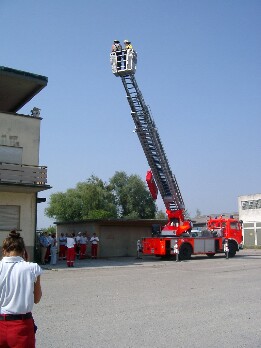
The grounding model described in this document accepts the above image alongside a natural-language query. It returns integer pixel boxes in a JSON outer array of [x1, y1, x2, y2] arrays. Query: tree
[[107, 171, 128, 217], [155, 210, 167, 219], [43, 226, 56, 235], [76, 176, 117, 219], [45, 172, 156, 221], [45, 175, 117, 221], [45, 191, 83, 222], [109, 171, 156, 219]]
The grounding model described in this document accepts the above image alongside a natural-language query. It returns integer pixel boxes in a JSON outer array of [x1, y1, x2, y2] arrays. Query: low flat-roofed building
[[55, 219, 167, 258]]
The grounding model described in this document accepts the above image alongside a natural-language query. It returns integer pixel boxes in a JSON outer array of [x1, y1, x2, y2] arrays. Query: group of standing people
[[111, 39, 133, 70], [39, 231, 100, 267], [39, 232, 57, 265], [63, 232, 100, 267]]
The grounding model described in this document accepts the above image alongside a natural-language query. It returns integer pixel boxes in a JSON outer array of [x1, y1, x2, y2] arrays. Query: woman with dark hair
[[0, 230, 42, 348]]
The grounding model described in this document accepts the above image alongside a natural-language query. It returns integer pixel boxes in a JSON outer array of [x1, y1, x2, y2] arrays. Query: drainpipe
[[34, 192, 38, 262]]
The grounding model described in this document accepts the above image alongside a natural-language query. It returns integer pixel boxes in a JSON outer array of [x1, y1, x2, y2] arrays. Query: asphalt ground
[[33, 249, 261, 348]]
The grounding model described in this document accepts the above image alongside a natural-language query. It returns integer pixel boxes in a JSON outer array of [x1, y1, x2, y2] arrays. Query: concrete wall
[[55, 222, 99, 238], [56, 220, 164, 258], [0, 112, 41, 165], [0, 111, 41, 260], [0, 192, 36, 259], [99, 225, 151, 257], [238, 193, 261, 246]]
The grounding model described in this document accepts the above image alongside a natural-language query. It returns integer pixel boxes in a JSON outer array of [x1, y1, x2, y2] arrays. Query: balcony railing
[[0, 162, 48, 186]]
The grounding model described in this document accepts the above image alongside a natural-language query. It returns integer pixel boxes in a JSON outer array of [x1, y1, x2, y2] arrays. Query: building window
[[241, 199, 261, 210], [243, 223, 254, 228], [230, 222, 240, 230], [0, 145, 22, 164], [0, 205, 20, 231]]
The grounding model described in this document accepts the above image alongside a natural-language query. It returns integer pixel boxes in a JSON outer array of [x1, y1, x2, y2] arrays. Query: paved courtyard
[[33, 249, 261, 348]]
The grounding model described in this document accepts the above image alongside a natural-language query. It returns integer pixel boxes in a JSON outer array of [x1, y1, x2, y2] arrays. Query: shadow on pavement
[[41, 249, 261, 271]]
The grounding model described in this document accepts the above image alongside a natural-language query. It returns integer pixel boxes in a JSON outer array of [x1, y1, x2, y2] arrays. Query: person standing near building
[[50, 233, 57, 265], [58, 233, 67, 260], [79, 232, 88, 259], [90, 233, 99, 259], [45, 234, 53, 263], [111, 39, 122, 70], [0, 230, 42, 348], [75, 232, 82, 259], [39, 231, 49, 265], [66, 233, 76, 267]]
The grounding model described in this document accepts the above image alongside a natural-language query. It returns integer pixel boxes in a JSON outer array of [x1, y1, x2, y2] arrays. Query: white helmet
[[124, 39, 130, 44]]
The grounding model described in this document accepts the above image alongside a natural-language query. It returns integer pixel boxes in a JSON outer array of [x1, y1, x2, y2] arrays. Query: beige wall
[[0, 192, 36, 259], [56, 222, 155, 258], [0, 112, 41, 165], [56, 222, 98, 237], [99, 225, 151, 257]]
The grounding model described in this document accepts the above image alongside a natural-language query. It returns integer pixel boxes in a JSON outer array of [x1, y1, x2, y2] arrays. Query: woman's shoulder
[[27, 262, 43, 276]]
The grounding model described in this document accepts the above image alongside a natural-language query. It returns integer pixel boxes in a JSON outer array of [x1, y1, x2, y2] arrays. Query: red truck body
[[142, 215, 243, 260]]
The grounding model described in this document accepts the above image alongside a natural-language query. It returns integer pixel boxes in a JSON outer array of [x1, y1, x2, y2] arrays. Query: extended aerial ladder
[[110, 45, 191, 236], [110, 43, 243, 259]]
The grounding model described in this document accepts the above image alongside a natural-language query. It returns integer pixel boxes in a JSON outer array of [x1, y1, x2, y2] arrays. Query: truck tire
[[228, 241, 237, 258], [179, 243, 192, 261]]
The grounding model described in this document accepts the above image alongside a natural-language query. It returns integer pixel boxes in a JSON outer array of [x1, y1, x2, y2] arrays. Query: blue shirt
[[39, 235, 49, 247]]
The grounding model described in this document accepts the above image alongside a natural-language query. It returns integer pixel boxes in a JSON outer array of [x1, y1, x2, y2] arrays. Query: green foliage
[[45, 172, 156, 221], [43, 226, 56, 234], [45, 191, 83, 221], [155, 210, 167, 219], [110, 171, 156, 219], [76, 176, 117, 219]]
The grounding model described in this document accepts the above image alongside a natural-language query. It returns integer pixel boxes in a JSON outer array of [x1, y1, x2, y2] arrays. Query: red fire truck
[[110, 43, 243, 260]]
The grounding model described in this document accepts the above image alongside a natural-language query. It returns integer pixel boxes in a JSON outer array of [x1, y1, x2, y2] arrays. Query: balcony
[[0, 162, 51, 193]]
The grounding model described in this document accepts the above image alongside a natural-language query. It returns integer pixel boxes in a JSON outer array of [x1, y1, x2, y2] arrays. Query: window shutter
[[0, 205, 20, 230]]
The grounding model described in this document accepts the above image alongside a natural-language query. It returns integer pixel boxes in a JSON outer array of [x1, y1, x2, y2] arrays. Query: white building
[[238, 193, 261, 246], [0, 66, 51, 259]]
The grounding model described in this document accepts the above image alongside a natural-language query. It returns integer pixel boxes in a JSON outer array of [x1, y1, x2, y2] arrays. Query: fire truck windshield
[[230, 222, 240, 230]]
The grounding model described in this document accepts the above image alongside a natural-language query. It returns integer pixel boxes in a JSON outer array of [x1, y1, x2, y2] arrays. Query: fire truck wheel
[[228, 242, 237, 257], [179, 243, 192, 261], [206, 253, 215, 258]]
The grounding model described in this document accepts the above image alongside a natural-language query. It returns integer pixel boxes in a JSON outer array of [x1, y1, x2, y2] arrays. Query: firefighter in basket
[[111, 39, 122, 70], [123, 39, 133, 69]]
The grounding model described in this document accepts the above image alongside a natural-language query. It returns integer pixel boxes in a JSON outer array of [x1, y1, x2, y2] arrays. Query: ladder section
[[121, 74, 185, 212]]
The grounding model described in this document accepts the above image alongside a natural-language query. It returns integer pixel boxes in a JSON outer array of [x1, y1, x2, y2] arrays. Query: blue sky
[[1, 0, 260, 228]]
